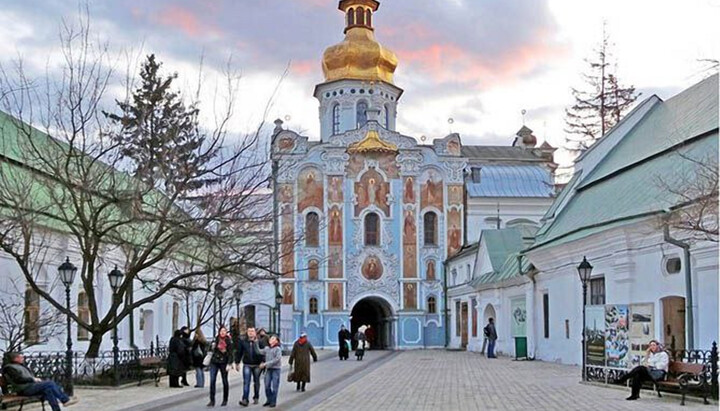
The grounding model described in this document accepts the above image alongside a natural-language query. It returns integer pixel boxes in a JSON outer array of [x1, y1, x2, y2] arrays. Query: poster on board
[[585, 305, 606, 366], [605, 305, 629, 368], [510, 298, 527, 337], [629, 303, 654, 366]]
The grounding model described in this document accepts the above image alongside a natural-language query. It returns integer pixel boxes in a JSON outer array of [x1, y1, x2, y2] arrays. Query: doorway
[[461, 302, 469, 349], [350, 296, 394, 350], [662, 296, 686, 350]]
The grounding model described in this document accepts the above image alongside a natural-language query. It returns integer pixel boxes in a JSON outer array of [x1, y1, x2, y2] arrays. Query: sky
[[1, 0, 718, 161]]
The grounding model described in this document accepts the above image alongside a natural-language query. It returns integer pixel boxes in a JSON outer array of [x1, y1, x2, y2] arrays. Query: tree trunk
[[85, 331, 105, 358]]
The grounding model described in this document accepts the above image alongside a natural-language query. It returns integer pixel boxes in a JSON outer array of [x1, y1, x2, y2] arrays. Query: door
[[662, 296, 686, 351], [461, 302, 469, 348], [142, 310, 154, 348]]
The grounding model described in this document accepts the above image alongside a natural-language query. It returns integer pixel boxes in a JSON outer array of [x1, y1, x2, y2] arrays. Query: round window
[[665, 257, 681, 275]]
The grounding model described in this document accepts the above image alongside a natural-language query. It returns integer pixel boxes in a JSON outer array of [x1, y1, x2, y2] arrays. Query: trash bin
[[514, 336, 528, 360]]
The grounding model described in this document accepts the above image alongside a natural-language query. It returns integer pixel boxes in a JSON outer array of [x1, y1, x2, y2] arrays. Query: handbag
[[287, 364, 294, 382], [203, 341, 215, 367]]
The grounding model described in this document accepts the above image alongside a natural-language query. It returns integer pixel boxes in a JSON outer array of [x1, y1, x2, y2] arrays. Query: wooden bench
[[137, 357, 164, 387], [0, 374, 45, 411], [653, 361, 711, 406]]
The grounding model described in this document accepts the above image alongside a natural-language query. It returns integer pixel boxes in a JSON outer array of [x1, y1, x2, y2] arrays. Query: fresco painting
[[354, 168, 390, 216], [328, 176, 344, 204], [297, 167, 324, 212], [361, 255, 383, 280], [280, 204, 294, 277], [420, 170, 443, 211], [329, 283, 343, 310], [328, 206, 343, 246], [403, 177, 416, 204], [403, 283, 417, 309], [447, 208, 462, 256], [328, 246, 343, 278]]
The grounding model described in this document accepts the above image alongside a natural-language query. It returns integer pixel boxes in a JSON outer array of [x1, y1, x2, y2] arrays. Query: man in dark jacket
[[234, 327, 265, 406], [179, 326, 192, 386], [484, 318, 498, 358], [2, 352, 70, 411]]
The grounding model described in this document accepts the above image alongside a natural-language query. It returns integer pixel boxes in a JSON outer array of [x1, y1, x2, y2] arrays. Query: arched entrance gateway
[[350, 296, 395, 350]]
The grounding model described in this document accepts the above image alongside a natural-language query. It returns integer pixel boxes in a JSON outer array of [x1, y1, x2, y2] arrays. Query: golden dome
[[321, 1, 398, 84], [347, 130, 398, 154]]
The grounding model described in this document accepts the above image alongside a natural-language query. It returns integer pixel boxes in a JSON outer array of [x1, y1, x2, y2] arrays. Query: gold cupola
[[321, 0, 398, 84]]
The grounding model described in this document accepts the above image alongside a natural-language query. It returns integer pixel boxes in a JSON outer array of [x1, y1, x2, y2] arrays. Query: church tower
[[315, 0, 403, 141]]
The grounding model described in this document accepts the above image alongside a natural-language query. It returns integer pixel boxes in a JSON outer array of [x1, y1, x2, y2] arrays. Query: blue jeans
[[487, 339, 496, 358], [242, 364, 262, 401], [208, 364, 228, 403], [21, 381, 69, 411], [264, 368, 280, 406], [195, 366, 205, 387]]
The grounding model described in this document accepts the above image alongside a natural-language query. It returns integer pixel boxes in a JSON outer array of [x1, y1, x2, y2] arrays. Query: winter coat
[[167, 331, 190, 376], [210, 335, 234, 365], [191, 339, 208, 368], [354, 331, 367, 351], [2, 363, 36, 393], [234, 338, 266, 366], [289, 339, 317, 383], [484, 323, 498, 341], [338, 329, 351, 357]]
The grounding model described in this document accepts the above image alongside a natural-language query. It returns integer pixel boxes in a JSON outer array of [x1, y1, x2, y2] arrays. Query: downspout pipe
[[443, 260, 449, 348], [662, 217, 694, 350]]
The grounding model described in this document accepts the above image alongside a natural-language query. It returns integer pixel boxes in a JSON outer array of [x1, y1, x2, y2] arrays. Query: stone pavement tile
[[312, 351, 713, 411], [68, 349, 337, 411]]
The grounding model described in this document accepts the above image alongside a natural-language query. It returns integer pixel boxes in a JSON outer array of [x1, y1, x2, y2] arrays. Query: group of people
[[337, 324, 372, 361], [167, 324, 317, 408]]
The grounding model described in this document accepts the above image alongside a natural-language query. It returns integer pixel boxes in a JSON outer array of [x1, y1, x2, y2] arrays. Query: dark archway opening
[[350, 297, 393, 350]]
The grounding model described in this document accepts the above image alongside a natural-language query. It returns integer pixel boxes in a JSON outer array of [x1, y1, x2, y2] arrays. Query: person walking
[[338, 325, 351, 361], [179, 326, 192, 386], [168, 329, 189, 388], [2, 352, 70, 411], [260, 335, 282, 408], [191, 328, 209, 388], [207, 326, 233, 407], [288, 332, 317, 392], [484, 318, 498, 358], [354, 325, 367, 361], [234, 327, 265, 406], [615, 340, 669, 400]]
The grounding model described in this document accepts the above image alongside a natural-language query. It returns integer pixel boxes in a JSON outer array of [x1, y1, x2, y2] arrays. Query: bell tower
[[314, 0, 404, 141]]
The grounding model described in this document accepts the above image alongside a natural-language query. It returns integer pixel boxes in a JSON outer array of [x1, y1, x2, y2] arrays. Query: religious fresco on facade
[[280, 204, 294, 277], [278, 183, 294, 204], [448, 185, 463, 205], [277, 136, 295, 151], [328, 247, 343, 278], [354, 168, 390, 216], [377, 152, 400, 179], [605, 305, 629, 368], [629, 303, 654, 366], [297, 168, 324, 212], [446, 138, 461, 156], [585, 305, 606, 366], [403, 177, 416, 204], [345, 154, 366, 178], [308, 259, 319, 281], [328, 206, 343, 246], [282, 282, 294, 305], [329, 283, 343, 310], [403, 283, 417, 309], [361, 255, 383, 280], [510, 298, 527, 337], [426, 260, 436, 281], [420, 170, 443, 211], [403, 209, 417, 278], [447, 208, 462, 256], [327, 176, 344, 204]]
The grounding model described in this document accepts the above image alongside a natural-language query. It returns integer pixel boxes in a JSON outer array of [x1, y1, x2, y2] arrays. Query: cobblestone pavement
[[312, 351, 711, 411]]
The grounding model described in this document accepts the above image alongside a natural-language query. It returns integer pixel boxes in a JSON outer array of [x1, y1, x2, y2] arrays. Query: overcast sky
[[2, 0, 718, 154]]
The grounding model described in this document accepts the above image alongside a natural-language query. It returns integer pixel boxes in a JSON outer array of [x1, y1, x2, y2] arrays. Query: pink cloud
[[290, 59, 317, 76], [155, 6, 209, 38]]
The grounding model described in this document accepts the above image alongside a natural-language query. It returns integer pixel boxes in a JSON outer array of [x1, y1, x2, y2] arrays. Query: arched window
[[424, 212, 437, 246], [366, 9, 372, 27], [172, 301, 179, 332], [308, 259, 319, 281], [332, 103, 340, 135], [364, 212, 380, 246], [427, 296, 437, 314], [309, 297, 318, 314], [347, 8, 355, 26], [305, 212, 320, 247], [356, 7, 365, 26], [78, 291, 89, 340], [356, 101, 368, 128], [384, 104, 390, 128], [24, 286, 40, 344]]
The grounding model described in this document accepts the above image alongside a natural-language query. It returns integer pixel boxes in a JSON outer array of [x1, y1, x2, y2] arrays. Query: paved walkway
[[313, 351, 711, 411]]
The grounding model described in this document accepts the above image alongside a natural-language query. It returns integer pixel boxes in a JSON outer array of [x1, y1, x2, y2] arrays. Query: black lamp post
[[108, 265, 124, 386], [58, 257, 77, 396], [274, 281, 282, 337], [215, 282, 226, 328], [577, 256, 593, 382], [233, 287, 243, 333]]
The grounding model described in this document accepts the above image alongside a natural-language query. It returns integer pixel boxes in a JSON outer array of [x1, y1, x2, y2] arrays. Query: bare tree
[[0, 12, 289, 356]]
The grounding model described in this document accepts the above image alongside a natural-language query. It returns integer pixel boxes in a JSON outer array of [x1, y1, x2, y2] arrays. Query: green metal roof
[[470, 252, 532, 288], [529, 74, 719, 251], [481, 228, 524, 271]]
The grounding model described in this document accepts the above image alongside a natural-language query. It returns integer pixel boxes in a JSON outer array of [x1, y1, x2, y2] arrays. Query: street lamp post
[[274, 282, 283, 339], [577, 256, 593, 382], [58, 257, 77, 396], [233, 287, 243, 333], [108, 266, 125, 386], [215, 283, 226, 328]]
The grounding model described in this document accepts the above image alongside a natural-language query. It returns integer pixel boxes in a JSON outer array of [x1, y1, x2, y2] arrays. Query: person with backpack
[[484, 318, 498, 358]]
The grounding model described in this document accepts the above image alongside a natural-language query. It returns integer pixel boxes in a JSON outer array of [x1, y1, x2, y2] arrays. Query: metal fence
[[585, 341, 718, 400], [21, 341, 168, 388]]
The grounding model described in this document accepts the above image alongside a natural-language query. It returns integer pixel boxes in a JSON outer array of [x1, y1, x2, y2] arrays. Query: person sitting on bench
[[616, 340, 669, 401], [2, 352, 71, 411]]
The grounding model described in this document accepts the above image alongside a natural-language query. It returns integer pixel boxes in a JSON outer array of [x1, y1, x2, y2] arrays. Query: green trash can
[[514, 336, 528, 360]]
